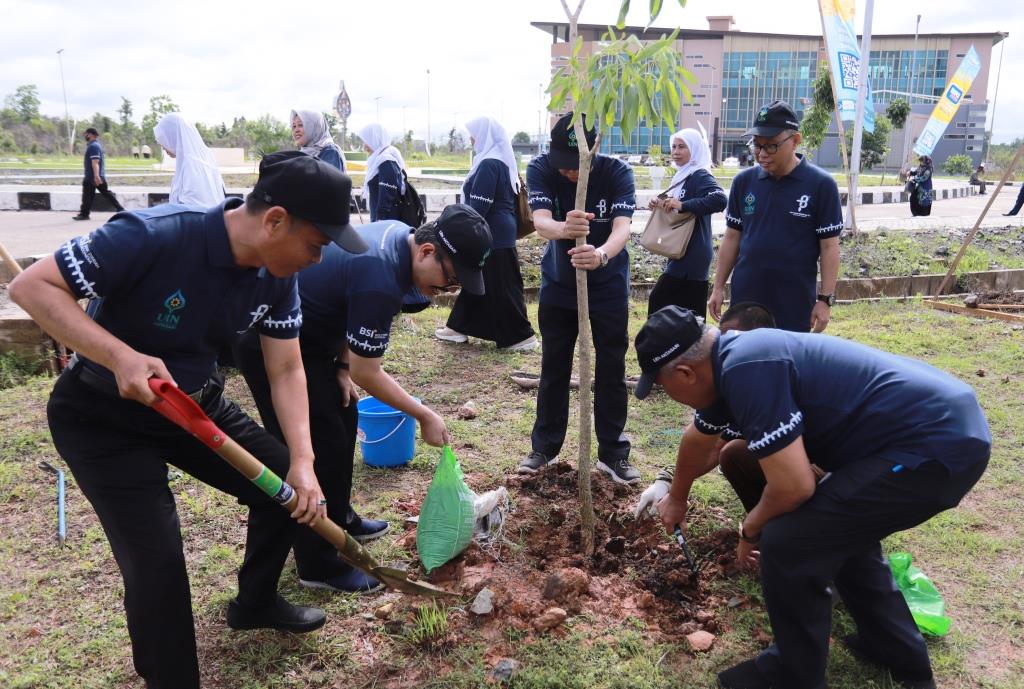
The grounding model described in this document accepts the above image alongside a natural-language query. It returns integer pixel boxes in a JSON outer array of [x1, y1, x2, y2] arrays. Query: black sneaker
[[843, 635, 936, 689], [299, 568, 384, 594], [226, 595, 326, 633], [717, 659, 772, 689], [72, 213, 89, 221], [518, 450, 557, 474], [346, 517, 390, 543], [597, 457, 641, 485]]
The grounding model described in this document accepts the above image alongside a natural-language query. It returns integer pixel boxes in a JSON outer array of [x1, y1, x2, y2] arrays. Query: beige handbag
[[639, 178, 697, 260]]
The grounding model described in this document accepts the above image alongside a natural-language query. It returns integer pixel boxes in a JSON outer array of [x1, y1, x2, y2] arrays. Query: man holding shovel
[[10, 151, 367, 689], [233, 204, 492, 593], [634, 306, 989, 689]]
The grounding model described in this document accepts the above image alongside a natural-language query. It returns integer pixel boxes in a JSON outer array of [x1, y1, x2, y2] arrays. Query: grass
[[0, 300, 1021, 688]]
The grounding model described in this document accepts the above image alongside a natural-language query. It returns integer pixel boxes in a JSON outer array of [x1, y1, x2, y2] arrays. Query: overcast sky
[[1, 0, 1020, 144]]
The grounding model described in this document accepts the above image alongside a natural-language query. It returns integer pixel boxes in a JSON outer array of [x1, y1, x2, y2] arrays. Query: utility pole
[[847, 0, 876, 234], [901, 15, 922, 171], [426, 68, 432, 157], [538, 82, 544, 154], [374, 97, 382, 123], [986, 32, 1007, 164], [56, 49, 72, 155]]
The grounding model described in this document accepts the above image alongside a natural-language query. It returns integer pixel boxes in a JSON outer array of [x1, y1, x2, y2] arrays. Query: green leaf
[[648, 0, 664, 23], [572, 36, 583, 58], [616, 0, 630, 29]]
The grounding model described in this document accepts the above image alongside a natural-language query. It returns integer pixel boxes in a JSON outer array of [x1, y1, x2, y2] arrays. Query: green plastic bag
[[888, 552, 951, 636], [416, 446, 476, 572]]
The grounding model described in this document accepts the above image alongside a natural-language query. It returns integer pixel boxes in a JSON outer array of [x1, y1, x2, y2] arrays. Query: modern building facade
[[531, 17, 1006, 169]]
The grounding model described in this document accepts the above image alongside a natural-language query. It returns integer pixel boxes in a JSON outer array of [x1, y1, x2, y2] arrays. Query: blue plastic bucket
[[357, 397, 418, 467]]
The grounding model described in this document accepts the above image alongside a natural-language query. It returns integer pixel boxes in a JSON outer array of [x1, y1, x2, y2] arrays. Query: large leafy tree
[[547, 0, 692, 555], [140, 95, 179, 144], [4, 84, 41, 122]]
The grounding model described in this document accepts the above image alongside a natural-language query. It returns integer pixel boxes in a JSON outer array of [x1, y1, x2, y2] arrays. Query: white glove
[[633, 479, 671, 519]]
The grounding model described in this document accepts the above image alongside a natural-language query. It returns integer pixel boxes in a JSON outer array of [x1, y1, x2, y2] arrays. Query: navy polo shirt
[[55, 198, 302, 392], [664, 168, 728, 281], [463, 159, 518, 250], [296, 220, 428, 359], [724, 155, 842, 332], [694, 329, 991, 474], [84, 140, 106, 180], [526, 153, 636, 312]]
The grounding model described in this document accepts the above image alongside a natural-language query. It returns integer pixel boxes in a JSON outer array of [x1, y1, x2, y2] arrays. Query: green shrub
[[942, 154, 973, 176]]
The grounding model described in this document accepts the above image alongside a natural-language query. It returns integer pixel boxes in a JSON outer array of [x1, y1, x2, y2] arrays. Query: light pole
[[987, 32, 1008, 163], [426, 69, 432, 157], [538, 82, 544, 154], [56, 48, 71, 155], [901, 14, 922, 170], [374, 97, 382, 123]]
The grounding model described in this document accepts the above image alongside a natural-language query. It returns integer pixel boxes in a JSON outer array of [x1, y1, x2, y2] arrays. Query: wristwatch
[[334, 358, 350, 371], [738, 521, 761, 544], [596, 247, 609, 268], [816, 293, 836, 307]]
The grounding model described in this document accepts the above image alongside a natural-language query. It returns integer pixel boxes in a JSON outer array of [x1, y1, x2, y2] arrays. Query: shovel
[[673, 525, 706, 578], [147, 378, 459, 598]]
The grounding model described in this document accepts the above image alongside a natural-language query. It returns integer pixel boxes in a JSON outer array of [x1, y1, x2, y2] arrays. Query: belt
[[68, 354, 210, 402]]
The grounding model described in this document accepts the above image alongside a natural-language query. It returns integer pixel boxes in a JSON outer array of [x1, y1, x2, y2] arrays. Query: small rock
[[490, 658, 521, 683], [686, 630, 716, 652], [605, 536, 627, 554], [656, 543, 670, 553], [964, 293, 980, 308], [457, 401, 478, 420], [934, 245, 950, 257], [394, 530, 417, 548], [695, 610, 713, 623], [636, 592, 656, 610], [542, 567, 591, 602], [470, 587, 495, 615], [727, 596, 743, 608], [1001, 375, 1011, 384], [549, 505, 566, 526], [360, 612, 375, 621], [374, 603, 394, 620], [533, 607, 567, 632], [976, 369, 986, 377]]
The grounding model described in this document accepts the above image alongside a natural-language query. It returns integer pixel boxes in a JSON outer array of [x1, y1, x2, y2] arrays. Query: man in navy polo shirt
[[10, 151, 369, 689], [709, 100, 842, 333], [234, 204, 492, 593], [634, 306, 989, 689], [73, 127, 124, 220], [518, 112, 639, 484]]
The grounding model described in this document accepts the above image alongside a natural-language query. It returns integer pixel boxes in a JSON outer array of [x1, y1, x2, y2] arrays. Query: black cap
[[251, 150, 367, 254], [634, 306, 706, 400], [548, 112, 597, 170], [434, 204, 492, 295], [743, 100, 801, 138]]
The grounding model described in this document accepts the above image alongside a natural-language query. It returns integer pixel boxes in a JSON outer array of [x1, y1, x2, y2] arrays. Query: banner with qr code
[[913, 45, 982, 157], [818, 0, 876, 133]]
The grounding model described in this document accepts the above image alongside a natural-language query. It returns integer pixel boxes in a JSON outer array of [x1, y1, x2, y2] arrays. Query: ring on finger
[[317, 499, 327, 506]]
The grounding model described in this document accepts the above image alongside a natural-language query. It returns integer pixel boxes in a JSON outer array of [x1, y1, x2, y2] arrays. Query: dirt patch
[[969, 289, 1024, 306]]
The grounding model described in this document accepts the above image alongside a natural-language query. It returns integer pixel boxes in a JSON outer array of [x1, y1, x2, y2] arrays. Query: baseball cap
[[251, 150, 367, 254], [744, 100, 801, 138], [634, 306, 706, 400], [548, 112, 597, 170], [433, 204, 493, 295]]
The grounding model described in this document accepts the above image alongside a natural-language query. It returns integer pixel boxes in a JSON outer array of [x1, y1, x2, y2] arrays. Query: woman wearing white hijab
[[291, 109, 346, 171], [645, 126, 726, 317], [435, 116, 536, 350], [358, 124, 406, 222], [153, 113, 225, 207]]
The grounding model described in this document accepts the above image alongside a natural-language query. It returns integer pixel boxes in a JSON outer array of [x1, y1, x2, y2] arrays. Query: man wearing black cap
[[518, 112, 639, 483], [233, 203, 492, 592], [10, 150, 368, 689], [709, 100, 842, 333], [634, 306, 990, 689]]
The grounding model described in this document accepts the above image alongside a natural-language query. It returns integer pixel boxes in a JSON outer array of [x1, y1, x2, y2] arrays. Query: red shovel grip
[[148, 378, 226, 450]]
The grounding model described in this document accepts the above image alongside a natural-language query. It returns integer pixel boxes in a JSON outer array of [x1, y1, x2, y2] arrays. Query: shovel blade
[[372, 566, 463, 598]]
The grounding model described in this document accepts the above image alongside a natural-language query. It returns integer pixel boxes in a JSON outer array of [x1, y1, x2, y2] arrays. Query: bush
[[942, 154, 973, 176]]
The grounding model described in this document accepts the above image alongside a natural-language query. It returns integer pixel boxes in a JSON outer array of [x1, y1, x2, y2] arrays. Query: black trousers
[[531, 302, 630, 461], [47, 366, 297, 689], [754, 455, 988, 689], [446, 247, 535, 347], [233, 332, 357, 580], [79, 178, 124, 216], [647, 273, 709, 319], [1008, 185, 1024, 216]]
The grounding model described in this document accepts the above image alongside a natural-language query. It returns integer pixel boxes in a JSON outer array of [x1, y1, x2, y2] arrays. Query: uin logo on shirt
[[757, 106, 770, 122], [567, 129, 578, 149], [154, 289, 186, 330], [743, 193, 756, 215]]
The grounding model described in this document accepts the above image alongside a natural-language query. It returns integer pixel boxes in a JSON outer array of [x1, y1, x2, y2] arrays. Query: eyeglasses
[[748, 133, 796, 155], [431, 257, 460, 294]]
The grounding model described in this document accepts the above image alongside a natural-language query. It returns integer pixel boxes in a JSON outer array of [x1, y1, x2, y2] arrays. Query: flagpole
[[817, 3, 854, 229], [847, 0, 875, 235]]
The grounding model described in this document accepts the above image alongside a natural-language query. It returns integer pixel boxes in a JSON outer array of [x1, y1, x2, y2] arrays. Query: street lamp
[[374, 96, 382, 123], [56, 48, 71, 155], [901, 14, 922, 169], [426, 68, 432, 157]]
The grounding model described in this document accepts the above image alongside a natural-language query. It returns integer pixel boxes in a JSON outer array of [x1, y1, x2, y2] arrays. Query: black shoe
[[596, 457, 641, 485], [717, 659, 772, 689], [843, 635, 936, 689], [518, 450, 557, 474], [1004, 212, 1018, 216], [346, 516, 390, 543], [72, 213, 89, 221], [300, 568, 384, 594], [226, 595, 326, 633]]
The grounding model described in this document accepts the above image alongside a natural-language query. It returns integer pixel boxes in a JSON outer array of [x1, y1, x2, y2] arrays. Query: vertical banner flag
[[819, 0, 876, 133], [913, 45, 982, 157]]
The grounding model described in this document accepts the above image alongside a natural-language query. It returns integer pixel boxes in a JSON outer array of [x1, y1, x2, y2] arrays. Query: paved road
[[1, 186, 1021, 261]]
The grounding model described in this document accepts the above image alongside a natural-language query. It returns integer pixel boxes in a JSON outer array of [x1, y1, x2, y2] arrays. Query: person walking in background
[[709, 100, 842, 333], [435, 116, 537, 351], [72, 128, 124, 220], [907, 155, 934, 217], [359, 124, 405, 221], [646, 126, 727, 318], [291, 109, 346, 172], [1003, 183, 1024, 216], [154, 113, 226, 207]]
